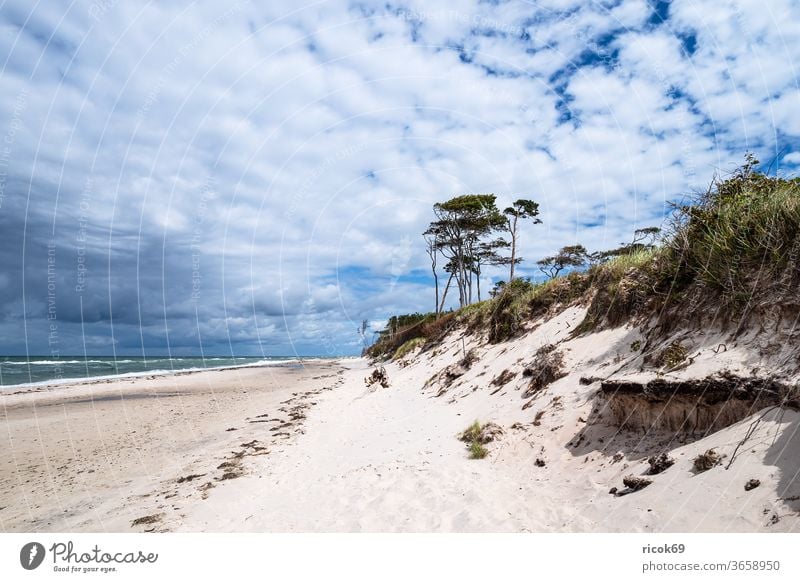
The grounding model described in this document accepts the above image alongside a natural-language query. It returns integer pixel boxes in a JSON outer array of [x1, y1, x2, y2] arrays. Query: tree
[[537, 244, 589, 279], [425, 194, 506, 308], [489, 280, 506, 298], [381, 313, 427, 340], [474, 238, 511, 302], [503, 199, 541, 281], [632, 226, 661, 246], [438, 258, 457, 313], [423, 229, 441, 315], [589, 227, 662, 264], [357, 319, 369, 347]]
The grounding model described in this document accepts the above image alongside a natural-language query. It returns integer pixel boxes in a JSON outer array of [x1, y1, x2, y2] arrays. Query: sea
[[0, 356, 303, 388]]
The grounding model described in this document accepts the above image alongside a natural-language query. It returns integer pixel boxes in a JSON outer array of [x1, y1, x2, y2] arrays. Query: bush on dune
[[576, 247, 660, 333], [663, 155, 800, 314], [369, 156, 800, 358], [463, 274, 589, 343], [579, 156, 800, 332], [393, 337, 426, 360], [366, 311, 458, 361]]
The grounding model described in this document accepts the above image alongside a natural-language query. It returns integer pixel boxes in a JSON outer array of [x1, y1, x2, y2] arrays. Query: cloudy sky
[[0, 0, 798, 357]]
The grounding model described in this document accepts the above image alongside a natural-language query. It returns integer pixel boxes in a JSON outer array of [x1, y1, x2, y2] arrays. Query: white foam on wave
[[0, 358, 313, 390], [2, 360, 114, 365]]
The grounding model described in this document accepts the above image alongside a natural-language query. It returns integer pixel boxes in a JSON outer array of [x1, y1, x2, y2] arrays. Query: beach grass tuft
[[468, 440, 488, 459], [461, 420, 483, 443]]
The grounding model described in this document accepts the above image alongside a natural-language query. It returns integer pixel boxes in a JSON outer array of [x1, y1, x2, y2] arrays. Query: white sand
[[3, 308, 799, 532], [0, 361, 346, 532]]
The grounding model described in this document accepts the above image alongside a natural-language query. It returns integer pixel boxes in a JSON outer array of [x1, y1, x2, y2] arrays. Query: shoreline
[[0, 359, 355, 532], [0, 356, 343, 396]]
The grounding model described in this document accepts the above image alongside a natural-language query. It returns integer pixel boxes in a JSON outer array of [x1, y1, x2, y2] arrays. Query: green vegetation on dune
[[367, 311, 458, 360], [583, 156, 800, 331], [580, 156, 800, 332], [468, 440, 488, 460], [665, 156, 800, 310], [367, 157, 800, 360], [576, 248, 661, 333], [393, 337, 427, 360], [461, 420, 483, 443]]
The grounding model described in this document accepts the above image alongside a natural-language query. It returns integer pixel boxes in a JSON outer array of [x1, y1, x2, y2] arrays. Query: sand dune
[[2, 308, 798, 532], [182, 307, 800, 532]]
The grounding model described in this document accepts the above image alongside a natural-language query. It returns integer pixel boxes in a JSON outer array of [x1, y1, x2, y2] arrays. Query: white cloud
[[0, 0, 797, 355]]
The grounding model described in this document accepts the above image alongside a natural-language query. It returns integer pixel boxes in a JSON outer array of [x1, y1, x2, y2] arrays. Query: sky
[[0, 0, 799, 357]]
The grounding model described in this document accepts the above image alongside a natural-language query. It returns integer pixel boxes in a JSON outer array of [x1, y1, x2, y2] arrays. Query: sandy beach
[[0, 361, 348, 532], [3, 306, 799, 533]]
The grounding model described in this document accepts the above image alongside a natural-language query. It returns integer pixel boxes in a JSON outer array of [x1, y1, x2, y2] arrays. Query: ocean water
[[0, 356, 300, 388]]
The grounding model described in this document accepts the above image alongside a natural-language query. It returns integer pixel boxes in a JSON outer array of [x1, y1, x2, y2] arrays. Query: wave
[[2, 360, 116, 365], [0, 358, 303, 389], [1, 358, 263, 366]]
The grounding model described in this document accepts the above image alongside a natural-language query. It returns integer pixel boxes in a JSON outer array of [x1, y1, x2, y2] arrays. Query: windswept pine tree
[[537, 244, 589, 279], [590, 227, 661, 264], [423, 194, 542, 312], [424, 194, 507, 309], [503, 199, 541, 282]]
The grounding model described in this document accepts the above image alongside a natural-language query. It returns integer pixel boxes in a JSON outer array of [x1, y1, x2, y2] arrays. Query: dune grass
[[393, 337, 427, 360], [461, 420, 483, 442], [369, 158, 800, 358], [468, 440, 488, 459], [581, 158, 800, 330], [459, 273, 590, 343], [664, 165, 800, 309], [461, 421, 489, 459]]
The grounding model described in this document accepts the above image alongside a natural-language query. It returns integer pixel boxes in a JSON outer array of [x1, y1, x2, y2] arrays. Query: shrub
[[526, 271, 590, 316], [393, 337, 426, 360], [693, 448, 722, 472], [662, 156, 800, 317], [461, 348, 479, 368], [491, 368, 517, 387], [365, 367, 390, 388], [366, 311, 449, 360], [576, 158, 800, 333], [576, 248, 660, 333], [622, 475, 653, 491], [646, 453, 675, 475], [487, 278, 535, 342], [419, 311, 458, 345], [483, 275, 588, 343]]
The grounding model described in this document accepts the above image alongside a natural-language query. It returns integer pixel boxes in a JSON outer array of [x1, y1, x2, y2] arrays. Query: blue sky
[[0, 0, 799, 356]]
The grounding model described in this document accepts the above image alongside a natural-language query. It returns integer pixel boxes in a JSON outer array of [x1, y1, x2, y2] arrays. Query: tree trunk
[[509, 215, 518, 281], [433, 269, 439, 315], [427, 244, 439, 315], [455, 248, 466, 307], [439, 272, 454, 313]]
